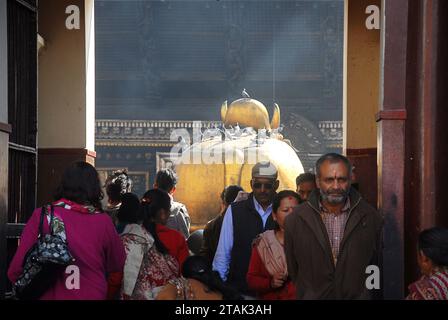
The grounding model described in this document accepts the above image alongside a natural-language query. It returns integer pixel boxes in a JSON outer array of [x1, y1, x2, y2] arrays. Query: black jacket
[[199, 214, 224, 266], [227, 193, 276, 294]]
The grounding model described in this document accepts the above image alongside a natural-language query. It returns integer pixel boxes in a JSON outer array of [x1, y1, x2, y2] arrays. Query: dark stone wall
[[95, 0, 344, 122]]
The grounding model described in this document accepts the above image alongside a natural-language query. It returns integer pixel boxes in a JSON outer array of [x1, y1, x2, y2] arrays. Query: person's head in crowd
[[182, 255, 243, 300], [141, 189, 172, 254], [417, 227, 448, 276], [295, 172, 317, 202], [350, 165, 360, 191], [116, 193, 142, 225], [154, 168, 178, 195], [141, 189, 171, 226], [272, 190, 301, 231], [187, 229, 204, 255], [105, 169, 132, 205], [220, 185, 244, 214], [250, 161, 279, 208], [315, 153, 352, 207], [54, 161, 103, 210]]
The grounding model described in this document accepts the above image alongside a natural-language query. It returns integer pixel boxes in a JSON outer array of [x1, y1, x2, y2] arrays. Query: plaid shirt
[[319, 198, 351, 265]]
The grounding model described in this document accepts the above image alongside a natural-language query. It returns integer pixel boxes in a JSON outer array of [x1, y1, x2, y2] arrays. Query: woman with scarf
[[246, 190, 300, 300], [110, 189, 189, 300], [406, 227, 448, 300], [8, 162, 126, 300]]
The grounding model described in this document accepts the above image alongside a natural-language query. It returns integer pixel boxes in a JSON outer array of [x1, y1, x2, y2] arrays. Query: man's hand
[[234, 191, 250, 202]]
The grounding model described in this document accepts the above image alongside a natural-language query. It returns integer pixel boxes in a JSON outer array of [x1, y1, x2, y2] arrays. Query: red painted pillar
[[379, 0, 448, 298], [377, 0, 408, 299], [404, 0, 448, 288]]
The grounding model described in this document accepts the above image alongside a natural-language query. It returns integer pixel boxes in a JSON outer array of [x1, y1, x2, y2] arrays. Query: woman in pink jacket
[[8, 161, 126, 300]]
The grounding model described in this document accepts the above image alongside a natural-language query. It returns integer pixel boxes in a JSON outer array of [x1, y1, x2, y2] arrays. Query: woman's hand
[[270, 273, 286, 289]]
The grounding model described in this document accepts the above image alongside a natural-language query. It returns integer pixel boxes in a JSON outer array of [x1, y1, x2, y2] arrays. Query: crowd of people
[[7, 154, 448, 300]]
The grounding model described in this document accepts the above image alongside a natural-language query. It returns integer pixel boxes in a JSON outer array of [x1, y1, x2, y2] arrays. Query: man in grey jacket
[[153, 168, 190, 239]]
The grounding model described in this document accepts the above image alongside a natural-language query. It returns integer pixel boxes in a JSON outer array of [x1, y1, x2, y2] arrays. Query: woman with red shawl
[[246, 190, 299, 300]]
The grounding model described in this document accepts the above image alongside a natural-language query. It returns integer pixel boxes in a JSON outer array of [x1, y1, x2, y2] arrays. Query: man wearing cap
[[213, 161, 279, 295]]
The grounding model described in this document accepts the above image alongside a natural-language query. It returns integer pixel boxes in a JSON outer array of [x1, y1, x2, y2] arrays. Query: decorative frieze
[[95, 120, 222, 146], [318, 121, 343, 142], [95, 119, 342, 149]]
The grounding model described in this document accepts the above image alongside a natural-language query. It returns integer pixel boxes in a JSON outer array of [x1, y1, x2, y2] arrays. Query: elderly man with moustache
[[285, 153, 383, 300]]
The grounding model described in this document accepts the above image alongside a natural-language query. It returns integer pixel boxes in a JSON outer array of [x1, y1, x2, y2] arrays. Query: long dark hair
[[182, 256, 243, 300], [54, 161, 103, 210], [141, 189, 171, 254], [418, 227, 448, 267], [117, 193, 142, 224]]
